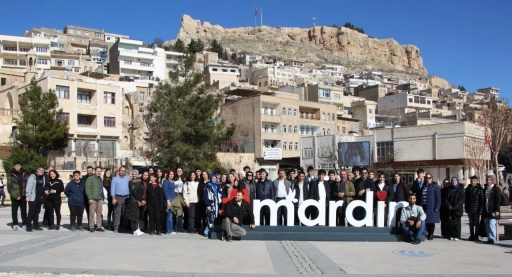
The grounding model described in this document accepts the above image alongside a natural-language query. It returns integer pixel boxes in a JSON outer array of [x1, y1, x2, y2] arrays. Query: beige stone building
[[0, 35, 51, 71], [221, 89, 337, 167], [203, 64, 240, 88]]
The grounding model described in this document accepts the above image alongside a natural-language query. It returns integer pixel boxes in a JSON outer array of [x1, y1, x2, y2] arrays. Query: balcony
[[261, 131, 281, 141], [118, 48, 156, 59], [261, 113, 280, 123], [120, 60, 155, 71]]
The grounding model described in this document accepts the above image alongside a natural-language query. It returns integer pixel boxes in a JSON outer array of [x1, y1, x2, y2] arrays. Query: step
[[211, 225, 402, 242]]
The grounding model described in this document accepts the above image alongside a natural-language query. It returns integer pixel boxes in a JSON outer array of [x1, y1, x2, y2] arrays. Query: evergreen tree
[[195, 39, 205, 53], [230, 52, 238, 63], [14, 78, 69, 156], [187, 39, 205, 54], [458, 85, 467, 92], [209, 39, 224, 56], [173, 38, 186, 53], [146, 58, 234, 170], [2, 147, 46, 175], [222, 50, 229, 60]]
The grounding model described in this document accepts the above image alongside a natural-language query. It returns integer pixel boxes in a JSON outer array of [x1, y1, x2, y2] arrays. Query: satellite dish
[[65, 66, 72, 71]]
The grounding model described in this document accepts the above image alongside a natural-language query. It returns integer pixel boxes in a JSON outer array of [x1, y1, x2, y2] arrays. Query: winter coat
[[44, 178, 64, 201], [309, 180, 331, 205], [85, 175, 103, 201], [242, 179, 257, 200], [465, 185, 483, 214], [256, 179, 274, 200], [443, 185, 465, 218], [146, 184, 164, 207], [171, 194, 186, 217], [25, 174, 46, 202], [374, 182, 394, 207], [483, 185, 501, 220], [224, 198, 255, 226], [7, 169, 27, 200], [355, 178, 376, 200], [390, 182, 410, 202], [183, 181, 199, 204], [292, 180, 310, 204], [124, 179, 145, 223], [422, 183, 442, 224], [273, 178, 292, 200], [64, 180, 85, 206], [411, 178, 427, 206]]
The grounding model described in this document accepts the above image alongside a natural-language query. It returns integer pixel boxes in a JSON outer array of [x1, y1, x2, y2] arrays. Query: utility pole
[[261, 8, 263, 26]]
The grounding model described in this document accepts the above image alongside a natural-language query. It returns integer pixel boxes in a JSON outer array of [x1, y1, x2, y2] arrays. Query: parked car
[[498, 164, 506, 172]]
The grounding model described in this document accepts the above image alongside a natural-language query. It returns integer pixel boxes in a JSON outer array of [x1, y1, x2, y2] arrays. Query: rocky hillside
[[168, 15, 428, 76]]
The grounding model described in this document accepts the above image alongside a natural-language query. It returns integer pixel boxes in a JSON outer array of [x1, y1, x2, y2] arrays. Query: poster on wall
[[337, 141, 371, 168]]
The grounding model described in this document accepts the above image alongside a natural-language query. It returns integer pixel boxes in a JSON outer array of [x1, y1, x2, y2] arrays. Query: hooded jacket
[[64, 179, 85, 206], [26, 173, 46, 202], [7, 168, 27, 200]]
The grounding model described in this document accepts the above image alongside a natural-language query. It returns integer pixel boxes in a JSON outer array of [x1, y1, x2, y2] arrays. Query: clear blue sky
[[2, 0, 511, 97]]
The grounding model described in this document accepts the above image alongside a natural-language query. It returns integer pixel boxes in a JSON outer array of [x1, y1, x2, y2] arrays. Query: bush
[[2, 147, 47, 176]]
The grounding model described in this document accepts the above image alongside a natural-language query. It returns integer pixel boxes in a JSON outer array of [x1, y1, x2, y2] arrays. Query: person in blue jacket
[[256, 170, 274, 225], [204, 174, 223, 238], [162, 169, 177, 235], [64, 170, 85, 231]]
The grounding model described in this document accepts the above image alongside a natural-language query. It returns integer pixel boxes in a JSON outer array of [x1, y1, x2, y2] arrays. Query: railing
[[122, 61, 154, 67], [0, 108, 18, 116]]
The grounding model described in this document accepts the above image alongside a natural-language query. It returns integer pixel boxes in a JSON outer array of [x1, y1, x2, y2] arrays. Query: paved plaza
[[0, 206, 510, 276]]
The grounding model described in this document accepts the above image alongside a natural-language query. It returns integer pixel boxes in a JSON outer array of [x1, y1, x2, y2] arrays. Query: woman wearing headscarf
[[439, 179, 451, 239], [422, 173, 441, 240], [203, 174, 223, 238], [443, 177, 465, 241], [124, 170, 145, 236]]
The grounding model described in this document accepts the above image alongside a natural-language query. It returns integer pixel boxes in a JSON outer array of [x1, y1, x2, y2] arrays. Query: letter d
[[346, 191, 374, 227]]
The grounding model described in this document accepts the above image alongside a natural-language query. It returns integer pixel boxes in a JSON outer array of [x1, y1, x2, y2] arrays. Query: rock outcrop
[[170, 14, 427, 75]]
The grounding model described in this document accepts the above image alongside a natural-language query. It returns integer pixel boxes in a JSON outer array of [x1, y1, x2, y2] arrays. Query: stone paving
[[0, 205, 511, 276]]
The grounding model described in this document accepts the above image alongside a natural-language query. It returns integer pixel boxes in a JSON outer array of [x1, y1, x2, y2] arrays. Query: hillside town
[[0, 17, 505, 186]]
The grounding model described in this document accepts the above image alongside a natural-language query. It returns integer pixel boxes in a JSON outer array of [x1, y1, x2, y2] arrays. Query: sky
[[2, 0, 511, 98]]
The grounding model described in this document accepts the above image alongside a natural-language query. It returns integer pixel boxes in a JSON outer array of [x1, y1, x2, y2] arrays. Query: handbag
[[500, 192, 511, 206]]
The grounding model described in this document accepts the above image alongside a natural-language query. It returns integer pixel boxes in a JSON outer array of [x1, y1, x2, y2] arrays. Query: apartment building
[[378, 92, 433, 113], [354, 84, 388, 102], [109, 38, 165, 82], [300, 121, 489, 184], [164, 50, 184, 76], [204, 64, 239, 88], [351, 99, 377, 129], [105, 33, 130, 44], [0, 35, 51, 71], [221, 88, 337, 167]]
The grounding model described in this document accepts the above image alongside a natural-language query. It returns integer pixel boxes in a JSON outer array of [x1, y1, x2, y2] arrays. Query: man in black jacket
[[465, 176, 483, 241], [292, 171, 310, 225], [222, 191, 255, 242], [483, 175, 501, 244], [309, 169, 330, 224], [354, 167, 376, 221]]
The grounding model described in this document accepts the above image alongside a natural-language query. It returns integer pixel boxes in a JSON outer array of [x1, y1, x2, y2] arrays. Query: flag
[[255, 5, 258, 16]]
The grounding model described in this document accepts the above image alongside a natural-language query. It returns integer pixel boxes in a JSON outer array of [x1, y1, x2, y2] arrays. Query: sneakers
[[227, 235, 233, 242], [449, 237, 454, 241], [12, 225, 19, 231], [21, 225, 26, 229], [487, 240, 495, 244], [168, 232, 176, 235], [96, 228, 105, 232], [133, 229, 144, 236], [221, 232, 226, 241], [77, 226, 84, 231], [70, 226, 76, 232], [453, 238, 459, 241]]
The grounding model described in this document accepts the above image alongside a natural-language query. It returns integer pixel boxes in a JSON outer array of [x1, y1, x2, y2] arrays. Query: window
[[77, 90, 91, 103], [294, 143, 298, 151], [327, 113, 331, 120], [59, 112, 70, 123], [318, 147, 330, 158], [303, 148, 313, 158], [369, 109, 373, 114], [270, 108, 274, 115], [283, 125, 287, 133], [282, 108, 286, 115], [408, 98, 413, 103], [283, 142, 287, 150], [300, 127, 304, 134], [332, 114, 335, 121], [36, 47, 48, 52], [37, 59, 48, 65], [263, 124, 268, 132], [104, 92, 115, 104], [289, 125, 293, 133], [321, 113, 325, 120], [74, 68, 79, 72], [139, 91, 145, 100], [55, 85, 69, 99], [19, 60, 26, 66], [293, 109, 297, 117], [4, 59, 17, 65], [294, 126, 298, 133], [84, 66, 88, 72], [289, 143, 292, 150], [270, 125, 275, 133], [377, 141, 394, 162], [327, 129, 331, 135], [334, 93, 341, 99], [76, 31, 81, 35], [414, 96, 420, 103], [124, 60, 132, 65], [263, 107, 268, 115], [427, 100, 431, 105], [322, 128, 326, 135], [4, 46, 17, 51], [342, 127, 346, 133], [419, 97, 426, 104], [319, 88, 331, 98], [264, 81, 267, 86], [85, 32, 89, 36], [95, 32, 101, 38], [104, 116, 116, 127], [55, 59, 64, 66], [68, 60, 75, 66], [288, 108, 292, 116], [77, 115, 92, 126]]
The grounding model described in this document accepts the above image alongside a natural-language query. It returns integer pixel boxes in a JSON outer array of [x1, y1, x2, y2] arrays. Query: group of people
[[5, 161, 508, 244]]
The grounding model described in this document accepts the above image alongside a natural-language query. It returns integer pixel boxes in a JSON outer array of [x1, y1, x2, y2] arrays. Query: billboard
[[338, 141, 371, 167], [263, 148, 282, 160]]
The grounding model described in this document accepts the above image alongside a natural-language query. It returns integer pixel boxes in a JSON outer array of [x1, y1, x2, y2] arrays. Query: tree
[[343, 22, 365, 34], [145, 58, 235, 171], [463, 136, 490, 181], [14, 78, 69, 156], [209, 39, 223, 57], [187, 39, 205, 54], [457, 85, 467, 92], [230, 52, 238, 63], [476, 97, 512, 186], [149, 37, 164, 48], [2, 147, 47, 176], [222, 50, 229, 61], [173, 38, 186, 53]]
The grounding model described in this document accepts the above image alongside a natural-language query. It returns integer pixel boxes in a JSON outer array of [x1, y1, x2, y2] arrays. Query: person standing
[[221, 191, 255, 242], [374, 173, 393, 226], [411, 169, 426, 206], [306, 166, 317, 184], [25, 166, 46, 232], [85, 166, 105, 232], [111, 166, 130, 233], [204, 174, 223, 238], [273, 169, 292, 225], [0, 174, 6, 207], [125, 170, 145, 236], [44, 169, 64, 230], [7, 162, 28, 230], [390, 173, 410, 227], [184, 172, 199, 234], [354, 168, 375, 221], [465, 176, 483, 241], [256, 170, 274, 225], [82, 166, 94, 228], [162, 170, 176, 235], [483, 175, 501, 244], [293, 171, 310, 225], [103, 169, 114, 230], [196, 171, 209, 233], [309, 169, 330, 224], [443, 177, 465, 241], [64, 171, 85, 231], [146, 174, 164, 235], [422, 173, 441, 240], [400, 193, 426, 245]]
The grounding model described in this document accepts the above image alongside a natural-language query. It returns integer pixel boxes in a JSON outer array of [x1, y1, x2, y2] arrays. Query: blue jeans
[[401, 220, 426, 240], [166, 211, 174, 233], [467, 213, 479, 237], [484, 218, 496, 242]]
